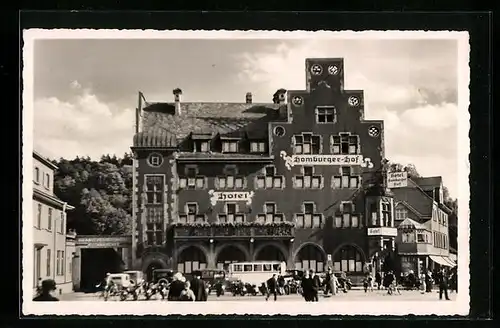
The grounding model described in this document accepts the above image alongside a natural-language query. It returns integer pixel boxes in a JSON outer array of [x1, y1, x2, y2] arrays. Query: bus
[[227, 261, 287, 286]]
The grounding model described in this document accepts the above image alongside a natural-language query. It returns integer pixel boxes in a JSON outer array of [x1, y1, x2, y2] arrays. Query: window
[[218, 176, 245, 189], [47, 208, 52, 231], [60, 251, 65, 275], [46, 249, 51, 276], [256, 166, 284, 189], [179, 167, 205, 190], [402, 232, 416, 243], [295, 202, 323, 228], [333, 246, 363, 273], [179, 203, 205, 224], [146, 221, 164, 246], [381, 202, 392, 227], [416, 233, 426, 243], [256, 203, 284, 224], [36, 204, 42, 228], [222, 140, 238, 153], [294, 166, 322, 189], [146, 206, 164, 224], [34, 167, 40, 183], [194, 140, 210, 152], [316, 107, 335, 123], [145, 175, 164, 203], [294, 133, 321, 154], [59, 212, 65, 234], [332, 166, 360, 189], [335, 202, 359, 228], [395, 207, 407, 221], [147, 153, 163, 167], [250, 141, 267, 153], [331, 134, 359, 155], [45, 173, 50, 188], [56, 251, 65, 276], [218, 203, 245, 223]]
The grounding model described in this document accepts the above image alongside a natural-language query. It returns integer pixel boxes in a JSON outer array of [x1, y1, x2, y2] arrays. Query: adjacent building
[[32, 151, 76, 294], [392, 176, 456, 276], [131, 58, 397, 283]]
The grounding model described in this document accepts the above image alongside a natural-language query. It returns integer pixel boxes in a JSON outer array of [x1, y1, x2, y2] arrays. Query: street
[[59, 289, 458, 302]]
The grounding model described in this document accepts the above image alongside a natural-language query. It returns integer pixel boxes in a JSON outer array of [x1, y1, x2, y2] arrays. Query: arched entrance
[[294, 243, 327, 273], [177, 246, 208, 274], [145, 261, 166, 282], [216, 244, 248, 270], [332, 244, 364, 273], [254, 244, 287, 262]]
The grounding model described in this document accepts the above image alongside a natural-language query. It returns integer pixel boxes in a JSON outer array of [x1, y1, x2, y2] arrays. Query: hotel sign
[[279, 151, 374, 170], [387, 171, 408, 188], [367, 227, 398, 237], [76, 235, 132, 249], [208, 190, 255, 206]]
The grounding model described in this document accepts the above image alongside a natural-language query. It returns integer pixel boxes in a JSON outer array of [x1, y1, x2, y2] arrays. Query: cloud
[[34, 82, 135, 160], [235, 40, 459, 197]]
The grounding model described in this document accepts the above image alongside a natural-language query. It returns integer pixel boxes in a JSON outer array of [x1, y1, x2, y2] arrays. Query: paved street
[[59, 289, 458, 302]]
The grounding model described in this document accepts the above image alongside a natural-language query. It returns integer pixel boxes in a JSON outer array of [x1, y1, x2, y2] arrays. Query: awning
[[444, 256, 457, 267], [449, 253, 457, 262], [429, 255, 453, 267]]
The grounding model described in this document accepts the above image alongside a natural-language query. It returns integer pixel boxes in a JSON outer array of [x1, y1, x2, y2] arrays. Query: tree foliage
[[52, 153, 133, 235]]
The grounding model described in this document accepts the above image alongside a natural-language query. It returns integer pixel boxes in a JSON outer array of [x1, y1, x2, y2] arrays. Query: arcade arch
[[293, 242, 327, 273]]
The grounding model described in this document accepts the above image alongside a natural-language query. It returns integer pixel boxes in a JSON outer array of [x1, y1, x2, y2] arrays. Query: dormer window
[[194, 140, 210, 152], [221, 138, 239, 153], [250, 141, 267, 153], [316, 106, 336, 123]]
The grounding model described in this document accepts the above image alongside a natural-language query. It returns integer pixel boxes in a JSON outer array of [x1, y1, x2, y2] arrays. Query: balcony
[[172, 222, 295, 240]]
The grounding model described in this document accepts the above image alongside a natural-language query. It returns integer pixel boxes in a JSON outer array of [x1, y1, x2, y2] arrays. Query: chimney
[[273, 88, 287, 104], [246, 92, 252, 104], [173, 88, 183, 115]]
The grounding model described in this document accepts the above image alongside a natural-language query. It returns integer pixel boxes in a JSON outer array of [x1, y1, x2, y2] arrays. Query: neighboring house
[[392, 176, 455, 275], [32, 151, 76, 295], [131, 58, 397, 284]]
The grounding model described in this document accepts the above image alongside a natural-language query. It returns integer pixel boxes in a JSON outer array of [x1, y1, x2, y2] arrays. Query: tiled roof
[[133, 128, 177, 148], [398, 218, 427, 230], [391, 186, 433, 218], [141, 102, 283, 142], [412, 176, 442, 190]]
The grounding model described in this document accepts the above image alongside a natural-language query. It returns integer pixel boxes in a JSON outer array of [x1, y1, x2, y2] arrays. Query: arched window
[[333, 245, 363, 272], [177, 246, 207, 274], [294, 244, 326, 273]]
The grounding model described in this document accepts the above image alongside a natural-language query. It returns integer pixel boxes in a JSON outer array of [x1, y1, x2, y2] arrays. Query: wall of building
[[33, 157, 55, 195]]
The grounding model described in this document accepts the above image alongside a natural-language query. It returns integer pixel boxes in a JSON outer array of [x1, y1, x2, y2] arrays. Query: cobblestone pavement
[[59, 289, 458, 302]]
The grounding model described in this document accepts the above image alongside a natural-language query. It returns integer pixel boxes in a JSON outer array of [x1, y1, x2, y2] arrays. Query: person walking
[[190, 272, 208, 301], [324, 268, 333, 296], [375, 272, 382, 290], [425, 270, 434, 293], [310, 269, 321, 302], [33, 279, 59, 301], [436, 268, 451, 300], [301, 270, 312, 301], [265, 274, 278, 301], [167, 272, 185, 301]]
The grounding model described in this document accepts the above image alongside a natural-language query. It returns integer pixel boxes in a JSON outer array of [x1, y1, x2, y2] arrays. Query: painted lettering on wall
[[279, 151, 374, 170], [387, 171, 408, 188], [208, 190, 255, 206]]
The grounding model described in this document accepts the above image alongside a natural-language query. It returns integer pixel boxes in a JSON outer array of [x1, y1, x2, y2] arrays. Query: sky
[[31, 36, 460, 197]]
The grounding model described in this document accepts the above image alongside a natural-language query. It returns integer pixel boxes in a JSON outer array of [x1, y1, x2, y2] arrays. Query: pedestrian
[[324, 268, 333, 296], [375, 272, 382, 290], [425, 270, 433, 293], [419, 272, 426, 294], [436, 268, 451, 300], [265, 274, 278, 301], [167, 272, 185, 301], [33, 279, 59, 301], [301, 270, 312, 301], [190, 272, 208, 301], [179, 281, 195, 301], [310, 269, 321, 302]]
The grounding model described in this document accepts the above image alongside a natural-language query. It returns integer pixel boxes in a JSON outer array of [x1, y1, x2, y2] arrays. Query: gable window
[[331, 134, 359, 155], [256, 165, 284, 189], [222, 140, 239, 153], [295, 202, 323, 228], [179, 166, 206, 189], [316, 106, 335, 123], [257, 203, 284, 224], [217, 176, 245, 189], [395, 207, 408, 221], [294, 133, 321, 154], [332, 166, 360, 189], [250, 141, 267, 153], [294, 166, 322, 189], [218, 203, 245, 223], [194, 140, 210, 152], [34, 167, 40, 183], [145, 175, 165, 204]]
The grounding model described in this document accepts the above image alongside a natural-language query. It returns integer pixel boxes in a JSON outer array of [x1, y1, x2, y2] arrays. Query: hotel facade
[[131, 58, 399, 282], [32, 151, 76, 294]]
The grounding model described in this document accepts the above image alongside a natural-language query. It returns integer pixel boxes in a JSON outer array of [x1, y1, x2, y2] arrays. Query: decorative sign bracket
[[279, 151, 374, 170]]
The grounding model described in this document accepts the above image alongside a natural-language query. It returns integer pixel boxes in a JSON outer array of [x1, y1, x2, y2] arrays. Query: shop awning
[[429, 255, 454, 267], [444, 256, 457, 267]]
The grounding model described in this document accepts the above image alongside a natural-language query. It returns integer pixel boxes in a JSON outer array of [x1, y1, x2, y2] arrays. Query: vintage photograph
[[22, 30, 470, 315]]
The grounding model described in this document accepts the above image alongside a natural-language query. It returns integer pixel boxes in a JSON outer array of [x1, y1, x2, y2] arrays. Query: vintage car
[[124, 270, 145, 286], [106, 273, 132, 289], [151, 269, 175, 285]]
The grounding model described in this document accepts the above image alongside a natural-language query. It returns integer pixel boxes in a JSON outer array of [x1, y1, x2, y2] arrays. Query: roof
[[140, 102, 283, 144], [391, 184, 433, 218], [397, 218, 427, 230], [133, 129, 177, 148], [412, 176, 442, 190], [33, 188, 75, 211], [175, 152, 274, 163], [33, 151, 58, 170]]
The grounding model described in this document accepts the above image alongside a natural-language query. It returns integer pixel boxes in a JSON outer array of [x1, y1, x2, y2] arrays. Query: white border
[[22, 29, 470, 316]]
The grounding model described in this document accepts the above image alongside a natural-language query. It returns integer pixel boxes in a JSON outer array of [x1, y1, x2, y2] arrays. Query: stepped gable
[[141, 102, 281, 143]]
